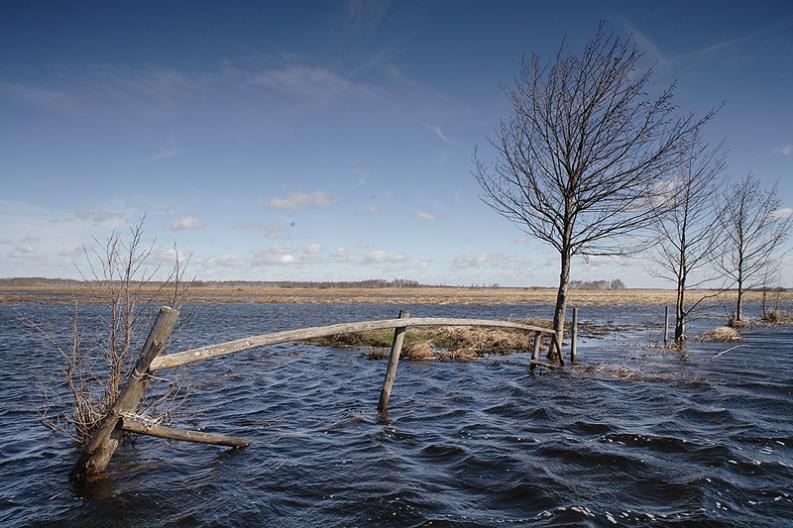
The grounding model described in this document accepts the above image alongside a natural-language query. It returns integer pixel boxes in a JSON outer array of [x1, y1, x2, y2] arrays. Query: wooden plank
[[70, 306, 179, 480], [150, 317, 555, 371], [378, 310, 409, 413], [529, 359, 560, 370], [122, 418, 250, 447]]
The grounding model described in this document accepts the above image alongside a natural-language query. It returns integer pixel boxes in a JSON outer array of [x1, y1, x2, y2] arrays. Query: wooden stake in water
[[663, 306, 669, 349], [571, 307, 578, 364], [530, 332, 542, 373], [378, 310, 410, 413], [71, 306, 179, 480]]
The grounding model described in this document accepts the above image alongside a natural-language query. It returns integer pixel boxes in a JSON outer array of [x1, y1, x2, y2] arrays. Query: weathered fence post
[[570, 307, 578, 364], [71, 306, 179, 481], [663, 306, 669, 349], [530, 332, 542, 373], [377, 310, 410, 413]]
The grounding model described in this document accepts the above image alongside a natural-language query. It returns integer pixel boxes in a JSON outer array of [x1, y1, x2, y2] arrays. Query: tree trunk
[[736, 280, 743, 322], [548, 251, 571, 365], [674, 282, 685, 343]]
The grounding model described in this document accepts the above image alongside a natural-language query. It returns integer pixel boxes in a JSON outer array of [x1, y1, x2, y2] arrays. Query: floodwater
[[1, 301, 792, 527]]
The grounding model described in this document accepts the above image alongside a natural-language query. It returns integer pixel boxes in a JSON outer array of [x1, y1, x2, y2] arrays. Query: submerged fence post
[[530, 332, 542, 373], [378, 310, 410, 413], [663, 306, 669, 349], [71, 306, 179, 481], [570, 307, 578, 364]]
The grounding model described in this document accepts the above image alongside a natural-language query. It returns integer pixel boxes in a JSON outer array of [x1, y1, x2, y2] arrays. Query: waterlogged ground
[[1, 302, 792, 527]]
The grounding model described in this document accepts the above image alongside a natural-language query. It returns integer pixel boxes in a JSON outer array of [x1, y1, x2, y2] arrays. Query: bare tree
[[652, 132, 727, 344], [717, 175, 792, 322], [474, 24, 710, 363]]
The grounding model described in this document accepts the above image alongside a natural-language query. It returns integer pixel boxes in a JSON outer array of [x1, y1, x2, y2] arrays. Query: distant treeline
[[0, 277, 437, 289], [569, 279, 626, 290]]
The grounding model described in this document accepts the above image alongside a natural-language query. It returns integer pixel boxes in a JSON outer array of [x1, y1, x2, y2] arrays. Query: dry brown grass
[[4, 283, 789, 307], [402, 341, 435, 361], [310, 324, 537, 362], [700, 326, 741, 342]]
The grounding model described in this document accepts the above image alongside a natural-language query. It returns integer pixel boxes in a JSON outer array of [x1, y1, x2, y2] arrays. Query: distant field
[[1, 283, 788, 306]]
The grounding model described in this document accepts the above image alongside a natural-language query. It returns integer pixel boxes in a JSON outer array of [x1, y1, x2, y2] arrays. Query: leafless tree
[[652, 132, 727, 344], [717, 174, 792, 322], [473, 23, 711, 363], [29, 217, 191, 444]]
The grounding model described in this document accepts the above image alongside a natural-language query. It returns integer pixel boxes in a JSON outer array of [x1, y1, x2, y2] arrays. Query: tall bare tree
[[717, 174, 792, 322], [474, 24, 709, 363], [653, 132, 726, 344]]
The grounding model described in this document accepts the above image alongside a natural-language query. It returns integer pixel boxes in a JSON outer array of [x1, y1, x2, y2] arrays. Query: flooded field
[[1, 302, 792, 527]]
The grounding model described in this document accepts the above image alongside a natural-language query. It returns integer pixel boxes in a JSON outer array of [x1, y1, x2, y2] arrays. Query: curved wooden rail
[[150, 317, 553, 371]]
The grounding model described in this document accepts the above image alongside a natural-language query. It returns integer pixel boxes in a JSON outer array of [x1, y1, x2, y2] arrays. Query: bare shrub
[[29, 218, 190, 445]]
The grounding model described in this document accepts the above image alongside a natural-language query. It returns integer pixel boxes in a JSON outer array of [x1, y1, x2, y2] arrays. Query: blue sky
[[1, 0, 792, 286]]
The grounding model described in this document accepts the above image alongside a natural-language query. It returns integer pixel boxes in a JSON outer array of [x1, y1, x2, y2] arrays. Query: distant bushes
[[569, 279, 625, 290]]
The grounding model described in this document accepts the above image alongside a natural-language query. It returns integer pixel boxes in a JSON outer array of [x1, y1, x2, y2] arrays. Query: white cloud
[[7, 245, 43, 258], [204, 254, 249, 271], [452, 253, 530, 270], [358, 249, 408, 265], [168, 216, 204, 230], [252, 246, 298, 266], [74, 208, 129, 225], [416, 210, 439, 223], [332, 247, 408, 266], [418, 260, 431, 270], [305, 243, 322, 256], [773, 144, 793, 156], [363, 203, 379, 216], [770, 207, 793, 219], [265, 191, 338, 209]]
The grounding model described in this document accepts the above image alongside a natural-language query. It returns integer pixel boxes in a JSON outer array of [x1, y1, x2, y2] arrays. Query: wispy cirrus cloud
[[416, 210, 439, 223], [362, 203, 379, 216], [344, 0, 392, 36], [773, 144, 793, 156], [265, 191, 338, 209], [147, 146, 178, 162], [424, 124, 450, 144], [248, 65, 371, 97], [233, 223, 288, 239], [168, 216, 204, 230]]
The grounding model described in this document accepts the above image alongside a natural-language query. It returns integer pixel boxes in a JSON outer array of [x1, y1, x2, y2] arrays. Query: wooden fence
[[71, 307, 575, 481]]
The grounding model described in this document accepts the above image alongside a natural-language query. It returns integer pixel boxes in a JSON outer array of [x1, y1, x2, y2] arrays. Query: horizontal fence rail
[[150, 317, 555, 371], [72, 308, 577, 481]]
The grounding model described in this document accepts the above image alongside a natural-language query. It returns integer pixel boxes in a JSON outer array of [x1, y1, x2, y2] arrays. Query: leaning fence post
[[70, 306, 179, 481], [570, 307, 578, 364], [663, 306, 669, 349], [530, 332, 542, 373], [377, 310, 410, 413]]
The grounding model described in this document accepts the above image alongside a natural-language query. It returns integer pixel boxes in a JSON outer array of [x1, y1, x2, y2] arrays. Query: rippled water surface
[[1, 302, 792, 527]]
